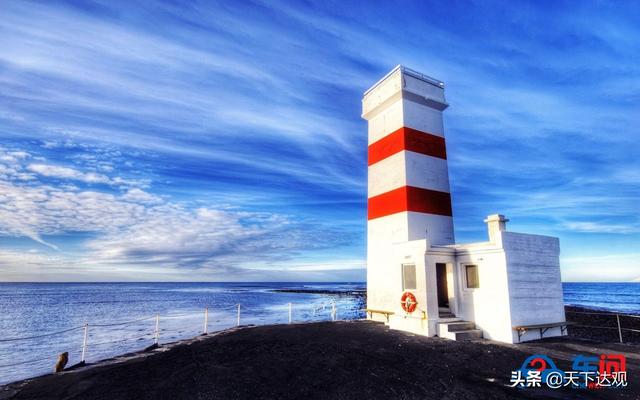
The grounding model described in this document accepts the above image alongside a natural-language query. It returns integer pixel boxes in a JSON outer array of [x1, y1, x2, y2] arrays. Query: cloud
[[563, 222, 640, 235], [0, 249, 69, 279], [84, 207, 350, 270], [121, 188, 161, 203], [0, 148, 151, 239], [27, 163, 112, 184], [562, 253, 640, 282], [0, 181, 141, 237], [274, 259, 366, 272], [0, 147, 355, 278]]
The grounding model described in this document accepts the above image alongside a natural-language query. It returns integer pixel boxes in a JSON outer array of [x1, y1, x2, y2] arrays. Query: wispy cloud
[[562, 222, 640, 235], [0, 147, 355, 278], [562, 253, 640, 282], [27, 163, 112, 185]]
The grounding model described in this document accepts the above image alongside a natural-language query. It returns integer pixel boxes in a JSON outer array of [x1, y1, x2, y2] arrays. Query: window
[[465, 264, 479, 289], [402, 264, 416, 290]]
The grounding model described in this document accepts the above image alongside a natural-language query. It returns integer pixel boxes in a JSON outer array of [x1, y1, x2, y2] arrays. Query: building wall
[[367, 213, 409, 313], [454, 246, 514, 342], [387, 240, 431, 334], [451, 231, 565, 344], [368, 152, 450, 198], [406, 212, 454, 245], [367, 212, 455, 321], [502, 231, 565, 342], [402, 99, 444, 136], [367, 97, 403, 145]]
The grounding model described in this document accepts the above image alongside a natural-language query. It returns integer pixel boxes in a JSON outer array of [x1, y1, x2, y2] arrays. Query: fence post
[[154, 314, 160, 345], [204, 307, 209, 334], [288, 302, 292, 324], [332, 302, 336, 321], [616, 314, 623, 343], [237, 304, 241, 327], [80, 323, 88, 363]]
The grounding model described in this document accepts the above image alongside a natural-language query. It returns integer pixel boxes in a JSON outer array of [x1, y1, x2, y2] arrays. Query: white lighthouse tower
[[362, 66, 568, 343], [363, 66, 454, 319]]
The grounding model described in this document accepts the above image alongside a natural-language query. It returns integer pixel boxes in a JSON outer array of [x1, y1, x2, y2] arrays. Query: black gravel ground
[[1, 320, 638, 400], [565, 306, 640, 343]]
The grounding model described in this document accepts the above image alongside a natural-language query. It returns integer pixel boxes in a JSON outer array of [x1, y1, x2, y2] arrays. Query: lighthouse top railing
[[363, 65, 445, 97]]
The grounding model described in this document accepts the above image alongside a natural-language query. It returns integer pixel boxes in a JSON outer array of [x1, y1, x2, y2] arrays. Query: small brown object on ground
[[53, 352, 68, 373]]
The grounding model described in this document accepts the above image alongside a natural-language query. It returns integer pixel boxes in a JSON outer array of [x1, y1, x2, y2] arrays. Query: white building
[[363, 65, 568, 344]]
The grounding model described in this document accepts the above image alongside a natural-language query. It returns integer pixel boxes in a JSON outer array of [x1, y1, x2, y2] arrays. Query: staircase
[[437, 318, 483, 341], [439, 310, 455, 318]]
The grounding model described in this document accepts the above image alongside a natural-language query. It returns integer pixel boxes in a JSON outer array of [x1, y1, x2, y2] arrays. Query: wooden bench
[[513, 321, 575, 342], [366, 309, 394, 323]]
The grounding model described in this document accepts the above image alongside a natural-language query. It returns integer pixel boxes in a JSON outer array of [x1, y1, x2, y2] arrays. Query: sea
[[0, 281, 638, 384], [562, 282, 640, 314]]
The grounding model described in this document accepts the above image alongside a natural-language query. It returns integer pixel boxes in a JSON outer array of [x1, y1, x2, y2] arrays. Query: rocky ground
[[565, 306, 640, 343], [1, 320, 638, 400]]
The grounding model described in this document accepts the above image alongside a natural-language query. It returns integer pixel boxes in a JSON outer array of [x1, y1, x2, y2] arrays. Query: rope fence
[[89, 315, 157, 327], [0, 300, 349, 377], [0, 326, 85, 343], [0, 354, 66, 369]]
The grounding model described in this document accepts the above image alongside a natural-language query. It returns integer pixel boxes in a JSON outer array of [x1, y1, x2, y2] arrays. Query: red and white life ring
[[400, 292, 417, 313]]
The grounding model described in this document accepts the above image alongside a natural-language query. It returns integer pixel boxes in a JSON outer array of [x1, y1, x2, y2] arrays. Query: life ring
[[400, 292, 417, 313]]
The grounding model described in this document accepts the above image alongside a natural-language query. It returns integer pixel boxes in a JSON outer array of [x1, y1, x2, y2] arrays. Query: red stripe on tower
[[367, 186, 453, 220], [368, 127, 447, 166]]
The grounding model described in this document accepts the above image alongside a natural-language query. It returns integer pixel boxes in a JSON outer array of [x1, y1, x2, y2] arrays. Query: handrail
[[89, 334, 154, 347], [0, 326, 84, 343], [0, 354, 73, 368], [90, 315, 156, 327]]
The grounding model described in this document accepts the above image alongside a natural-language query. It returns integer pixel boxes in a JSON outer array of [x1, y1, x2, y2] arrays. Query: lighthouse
[[362, 66, 568, 343], [363, 66, 454, 319]]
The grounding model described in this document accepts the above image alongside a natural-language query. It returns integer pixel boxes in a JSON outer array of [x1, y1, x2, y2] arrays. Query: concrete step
[[438, 317, 462, 323], [445, 321, 476, 332], [452, 329, 483, 341], [439, 312, 456, 318], [437, 319, 483, 341]]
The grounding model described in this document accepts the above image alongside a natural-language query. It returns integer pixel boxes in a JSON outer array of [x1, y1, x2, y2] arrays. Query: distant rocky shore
[[271, 288, 366, 296], [271, 288, 366, 310]]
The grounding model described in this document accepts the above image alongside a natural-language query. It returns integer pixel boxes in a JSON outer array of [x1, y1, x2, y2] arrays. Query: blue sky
[[0, 0, 638, 282]]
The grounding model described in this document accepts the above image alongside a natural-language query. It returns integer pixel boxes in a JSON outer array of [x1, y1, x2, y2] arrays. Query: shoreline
[[564, 303, 640, 315], [1, 305, 639, 399], [271, 289, 366, 295], [1, 320, 638, 400], [1, 305, 638, 386]]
